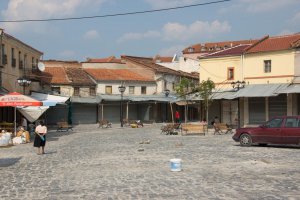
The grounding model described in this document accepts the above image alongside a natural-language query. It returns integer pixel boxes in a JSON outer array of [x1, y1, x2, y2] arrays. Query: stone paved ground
[[0, 124, 300, 200]]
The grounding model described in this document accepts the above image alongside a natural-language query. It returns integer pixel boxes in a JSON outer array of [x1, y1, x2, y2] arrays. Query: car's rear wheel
[[240, 133, 252, 147]]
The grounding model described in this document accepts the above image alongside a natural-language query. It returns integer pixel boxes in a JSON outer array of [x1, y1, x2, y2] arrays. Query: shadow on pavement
[[0, 157, 22, 167]]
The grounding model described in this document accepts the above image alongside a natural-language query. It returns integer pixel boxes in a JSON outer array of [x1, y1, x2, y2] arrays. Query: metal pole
[[237, 98, 240, 128], [23, 85, 25, 94], [120, 92, 123, 127]]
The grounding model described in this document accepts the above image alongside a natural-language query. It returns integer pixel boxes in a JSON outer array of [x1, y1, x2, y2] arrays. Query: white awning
[[234, 84, 289, 98], [276, 84, 300, 94], [17, 106, 49, 122], [31, 92, 70, 106]]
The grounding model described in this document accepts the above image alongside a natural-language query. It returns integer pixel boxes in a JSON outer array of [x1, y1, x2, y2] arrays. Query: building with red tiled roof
[[245, 33, 300, 54], [84, 56, 123, 64], [182, 39, 258, 59], [199, 32, 300, 128], [85, 68, 154, 82], [41, 61, 96, 97]]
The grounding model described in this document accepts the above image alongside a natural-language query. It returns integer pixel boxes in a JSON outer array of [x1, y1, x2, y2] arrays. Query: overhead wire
[[0, 0, 231, 23]]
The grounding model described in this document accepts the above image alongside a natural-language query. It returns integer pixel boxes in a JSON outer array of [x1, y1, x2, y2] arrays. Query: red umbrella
[[0, 92, 42, 135], [0, 92, 42, 106]]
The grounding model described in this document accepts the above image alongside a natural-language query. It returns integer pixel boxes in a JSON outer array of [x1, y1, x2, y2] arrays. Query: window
[[52, 87, 60, 94], [129, 86, 135, 94], [105, 86, 112, 94], [285, 118, 299, 128], [24, 54, 27, 68], [1, 44, 6, 65], [227, 67, 234, 80], [188, 47, 194, 53], [264, 60, 271, 73], [172, 82, 175, 90], [74, 87, 80, 96], [18, 51, 23, 69], [11, 48, 16, 67], [266, 118, 283, 128], [32, 57, 35, 69], [90, 87, 96, 96], [164, 81, 167, 90], [141, 86, 146, 94]]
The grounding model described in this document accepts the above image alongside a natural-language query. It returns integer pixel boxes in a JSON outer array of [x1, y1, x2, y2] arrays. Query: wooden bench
[[181, 124, 207, 136], [213, 123, 233, 135], [161, 123, 181, 135], [98, 120, 112, 128], [57, 122, 73, 132], [129, 120, 143, 128]]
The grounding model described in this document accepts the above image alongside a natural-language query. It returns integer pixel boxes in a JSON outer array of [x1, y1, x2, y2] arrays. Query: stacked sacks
[[0, 131, 12, 146]]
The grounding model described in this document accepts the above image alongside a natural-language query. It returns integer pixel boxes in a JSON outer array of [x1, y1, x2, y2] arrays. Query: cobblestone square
[[1, 124, 300, 199]]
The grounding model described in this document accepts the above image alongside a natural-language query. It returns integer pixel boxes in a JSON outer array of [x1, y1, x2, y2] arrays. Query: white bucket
[[170, 158, 182, 172]]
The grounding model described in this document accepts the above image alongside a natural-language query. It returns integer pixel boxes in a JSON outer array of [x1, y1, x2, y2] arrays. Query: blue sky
[[0, 0, 299, 61]]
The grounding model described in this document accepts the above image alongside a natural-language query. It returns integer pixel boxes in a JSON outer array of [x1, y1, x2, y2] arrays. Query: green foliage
[[197, 79, 215, 101], [174, 77, 195, 99]]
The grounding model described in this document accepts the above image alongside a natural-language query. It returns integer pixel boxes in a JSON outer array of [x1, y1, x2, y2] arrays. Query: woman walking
[[33, 121, 47, 155]]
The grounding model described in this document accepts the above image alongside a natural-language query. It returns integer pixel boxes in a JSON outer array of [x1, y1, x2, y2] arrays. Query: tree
[[175, 77, 195, 123], [197, 79, 215, 123]]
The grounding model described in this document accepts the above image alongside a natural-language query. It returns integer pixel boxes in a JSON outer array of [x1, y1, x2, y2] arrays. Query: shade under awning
[[276, 84, 300, 94], [234, 84, 289, 98]]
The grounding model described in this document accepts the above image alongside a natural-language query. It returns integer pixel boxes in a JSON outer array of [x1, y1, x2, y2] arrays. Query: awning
[[71, 96, 101, 104], [100, 94, 178, 103], [234, 84, 289, 98], [276, 84, 300, 94], [17, 106, 49, 123], [211, 91, 236, 100], [31, 92, 70, 106]]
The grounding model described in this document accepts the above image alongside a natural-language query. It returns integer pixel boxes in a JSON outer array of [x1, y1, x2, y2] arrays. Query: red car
[[232, 116, 300, 146]]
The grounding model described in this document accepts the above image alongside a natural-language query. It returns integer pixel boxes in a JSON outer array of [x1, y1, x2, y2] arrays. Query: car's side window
[[266, 118, 283, 128], [285, 118, 298, 128]]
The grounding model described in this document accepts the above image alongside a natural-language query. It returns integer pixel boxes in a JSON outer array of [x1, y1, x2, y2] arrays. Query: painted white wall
[[96, 82, 157, 95]]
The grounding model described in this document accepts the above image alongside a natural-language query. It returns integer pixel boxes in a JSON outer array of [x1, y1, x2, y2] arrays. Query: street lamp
[[17, 77, 31, 94], [231, 80, 246, 128], [164, 89, 170, 122], [118, 84, 126, 127], [231, 81, 245, 91]]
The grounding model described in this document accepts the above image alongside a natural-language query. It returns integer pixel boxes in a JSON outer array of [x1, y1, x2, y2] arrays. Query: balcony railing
[[23, 68, 42, 81]]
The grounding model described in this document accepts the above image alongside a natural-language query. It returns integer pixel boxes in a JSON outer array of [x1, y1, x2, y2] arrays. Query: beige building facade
[[0, 30, 43, 94], [199, 34, 300, 127]]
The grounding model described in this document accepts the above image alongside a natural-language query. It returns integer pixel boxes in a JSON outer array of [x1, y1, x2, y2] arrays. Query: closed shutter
[[249, 98, 265, 124], [269, 94, 287, 119], [46, 105, 68, 125], [72, 103, 97, 124]]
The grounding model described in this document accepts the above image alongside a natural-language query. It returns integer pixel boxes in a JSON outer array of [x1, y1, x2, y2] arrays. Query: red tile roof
[[122, 55, 199, 80], [84, 56, 123, 63], [42, 67, 70, 84], [200, 44, 252, 58], [154, 56, 173, 63], [42, 66, 95, 85], [246, 33, 300, 53], [84, 68, 155, 82], [182, 39, 258, 54]]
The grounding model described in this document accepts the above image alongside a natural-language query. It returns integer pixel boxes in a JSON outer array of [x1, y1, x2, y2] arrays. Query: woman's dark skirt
[[33, 134, 46, 147]]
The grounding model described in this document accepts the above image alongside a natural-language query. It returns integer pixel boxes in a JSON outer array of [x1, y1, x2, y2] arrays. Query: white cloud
[[83, 30, 100, 40], [118, 20, 230, 43], [220, 0, 299, 13], [144, 0, 198, 9], [0, 0, 107, 33], [162, 20, 231, 41], [117, 31, 161, 43], [159, 45, 185, 56]]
